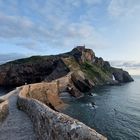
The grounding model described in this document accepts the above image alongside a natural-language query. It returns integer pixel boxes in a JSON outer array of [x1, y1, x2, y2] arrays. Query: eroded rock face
[[112, 69, 134, 83], [0, 46, 133, 86], [67, 84, 82, 97], [70, 46, 95, 64], [71, 71, 94, 92], [0, 57, 70, 86], [0, 100, 8, 122], [21, 82, 65, 110], [55, 71, 92, 97], [95, 57, 110, 69]]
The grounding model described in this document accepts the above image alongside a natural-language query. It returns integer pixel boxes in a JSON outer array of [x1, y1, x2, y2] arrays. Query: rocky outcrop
[[71, 71, 94, 92], [0, 100, 8, 122], [0, 46, 133, 87], [55, 71, 94, 97], [70, 46, 95, 64], [20, 82, 65, 110], [0, 57, 69, 86], [112, 68, 134, 83], [17, 84, 107, 140]]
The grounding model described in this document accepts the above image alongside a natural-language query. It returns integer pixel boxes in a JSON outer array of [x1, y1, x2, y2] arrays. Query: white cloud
[[110, 60, 140, 75], [0, 0, 109, 51], [16, 41, 39, 51], [83, 0, 102, 5], [108, 0, 140, 19], [0, 12, 51, 40]]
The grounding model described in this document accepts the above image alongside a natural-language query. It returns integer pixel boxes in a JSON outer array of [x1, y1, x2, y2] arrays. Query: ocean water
[[63, 76, 140, 140], [0, 87, 13, 96]]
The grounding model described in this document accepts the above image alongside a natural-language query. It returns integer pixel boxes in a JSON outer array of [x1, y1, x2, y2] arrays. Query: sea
[[63, 76, 140, 140], [0, 87, 12, 96], [0, 76, 140, 140]]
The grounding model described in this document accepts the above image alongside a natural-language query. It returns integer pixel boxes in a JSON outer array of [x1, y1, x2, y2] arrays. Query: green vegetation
[[5, 55, 51, 65], [81, 61, 111, 84], [62, 57, 80, 71]]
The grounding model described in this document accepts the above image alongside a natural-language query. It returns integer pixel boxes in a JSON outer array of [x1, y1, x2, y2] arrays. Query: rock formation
[[0, 100, 8, 122], [17, 84, 107, 140], [0, 46, 133, 89], [0, 46, 134, 140]]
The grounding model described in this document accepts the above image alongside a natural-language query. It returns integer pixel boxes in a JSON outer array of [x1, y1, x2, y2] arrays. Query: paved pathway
[[0, 90, 36, 140]]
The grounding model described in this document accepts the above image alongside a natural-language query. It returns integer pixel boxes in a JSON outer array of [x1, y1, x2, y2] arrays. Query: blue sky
[[0, 0, 140, 75]]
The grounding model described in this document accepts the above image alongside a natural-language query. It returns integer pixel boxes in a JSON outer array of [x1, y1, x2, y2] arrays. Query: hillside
[[0, 46, 133, 90]]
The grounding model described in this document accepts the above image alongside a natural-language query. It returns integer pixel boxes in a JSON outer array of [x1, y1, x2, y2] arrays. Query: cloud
[[108, 0, 140, 19], [110, 60, 140, 69], [110, 60, 140, 75], [0, 0, 109, 51], [16, 41, 39, 50], [0, 12, 51, 40]]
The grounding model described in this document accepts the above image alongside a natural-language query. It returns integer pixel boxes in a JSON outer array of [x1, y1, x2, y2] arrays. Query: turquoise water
[[63, 76, 140, 140]]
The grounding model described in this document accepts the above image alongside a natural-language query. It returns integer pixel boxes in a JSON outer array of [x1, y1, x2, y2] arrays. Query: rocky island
[[0, 46, 133, 140]]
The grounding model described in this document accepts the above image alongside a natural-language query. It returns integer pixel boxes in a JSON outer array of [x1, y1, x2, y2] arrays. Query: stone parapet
[[17, 83, 107, 140]]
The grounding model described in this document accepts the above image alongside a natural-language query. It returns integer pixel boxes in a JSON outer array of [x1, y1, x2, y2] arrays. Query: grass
[[62, 57, 80, 71], [81, 61, 111, 84], [5, 55, 52, 65]]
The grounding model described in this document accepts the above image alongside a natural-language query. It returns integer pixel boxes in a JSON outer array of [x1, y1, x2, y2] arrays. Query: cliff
[[0, 46, 133, 88]]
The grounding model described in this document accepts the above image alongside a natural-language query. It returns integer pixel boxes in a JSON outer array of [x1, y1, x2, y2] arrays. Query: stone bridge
[[0, 81, 107, 140]]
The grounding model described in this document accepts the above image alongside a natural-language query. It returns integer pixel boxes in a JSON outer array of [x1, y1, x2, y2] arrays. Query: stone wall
[[17, 83, 107, 140], [0, 100, 8, 122], [20, 82, 65, 110], [56, 73, 72, 92]]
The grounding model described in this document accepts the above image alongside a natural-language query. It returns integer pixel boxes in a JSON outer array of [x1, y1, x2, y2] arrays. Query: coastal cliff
[[0, 46, 134, 140], [0, 46, 133, 88]]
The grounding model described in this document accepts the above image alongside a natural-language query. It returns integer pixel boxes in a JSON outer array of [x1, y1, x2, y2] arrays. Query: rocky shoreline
[[17, 84, 107, 140], [0, 46, 133, 88], [0, 46, 134, 139]]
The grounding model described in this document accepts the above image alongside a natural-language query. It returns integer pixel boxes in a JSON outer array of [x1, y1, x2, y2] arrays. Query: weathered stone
[[112, 68, 134, 83], [0, 58, 70, 86], [71, 46, 95, 64], [67, 84, 82, 97], [71, 71, 94, 92], [21, 82, 65, 110], [0, 100, 8, 122], [0, 89, 36, 140], [0, 46, 133, 87], [17, 84, 107, 140]]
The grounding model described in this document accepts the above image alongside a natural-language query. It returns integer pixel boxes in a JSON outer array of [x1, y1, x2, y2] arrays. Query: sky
[[0, 0, 140, 75]]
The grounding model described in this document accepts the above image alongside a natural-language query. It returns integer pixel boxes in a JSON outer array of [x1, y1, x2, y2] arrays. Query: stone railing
[[0, 88, 20, 123], [0, 99, 8, 122], [17, 82, 107, 140]]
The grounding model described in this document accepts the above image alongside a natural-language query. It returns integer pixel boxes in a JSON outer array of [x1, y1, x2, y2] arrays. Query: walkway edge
[[17, 84, 107, 140]]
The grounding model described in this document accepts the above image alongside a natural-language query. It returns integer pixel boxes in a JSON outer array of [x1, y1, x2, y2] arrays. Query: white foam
[[86, 103, 98, 109], [88, 93, 98, 97], [112, 74, 116, 80]]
